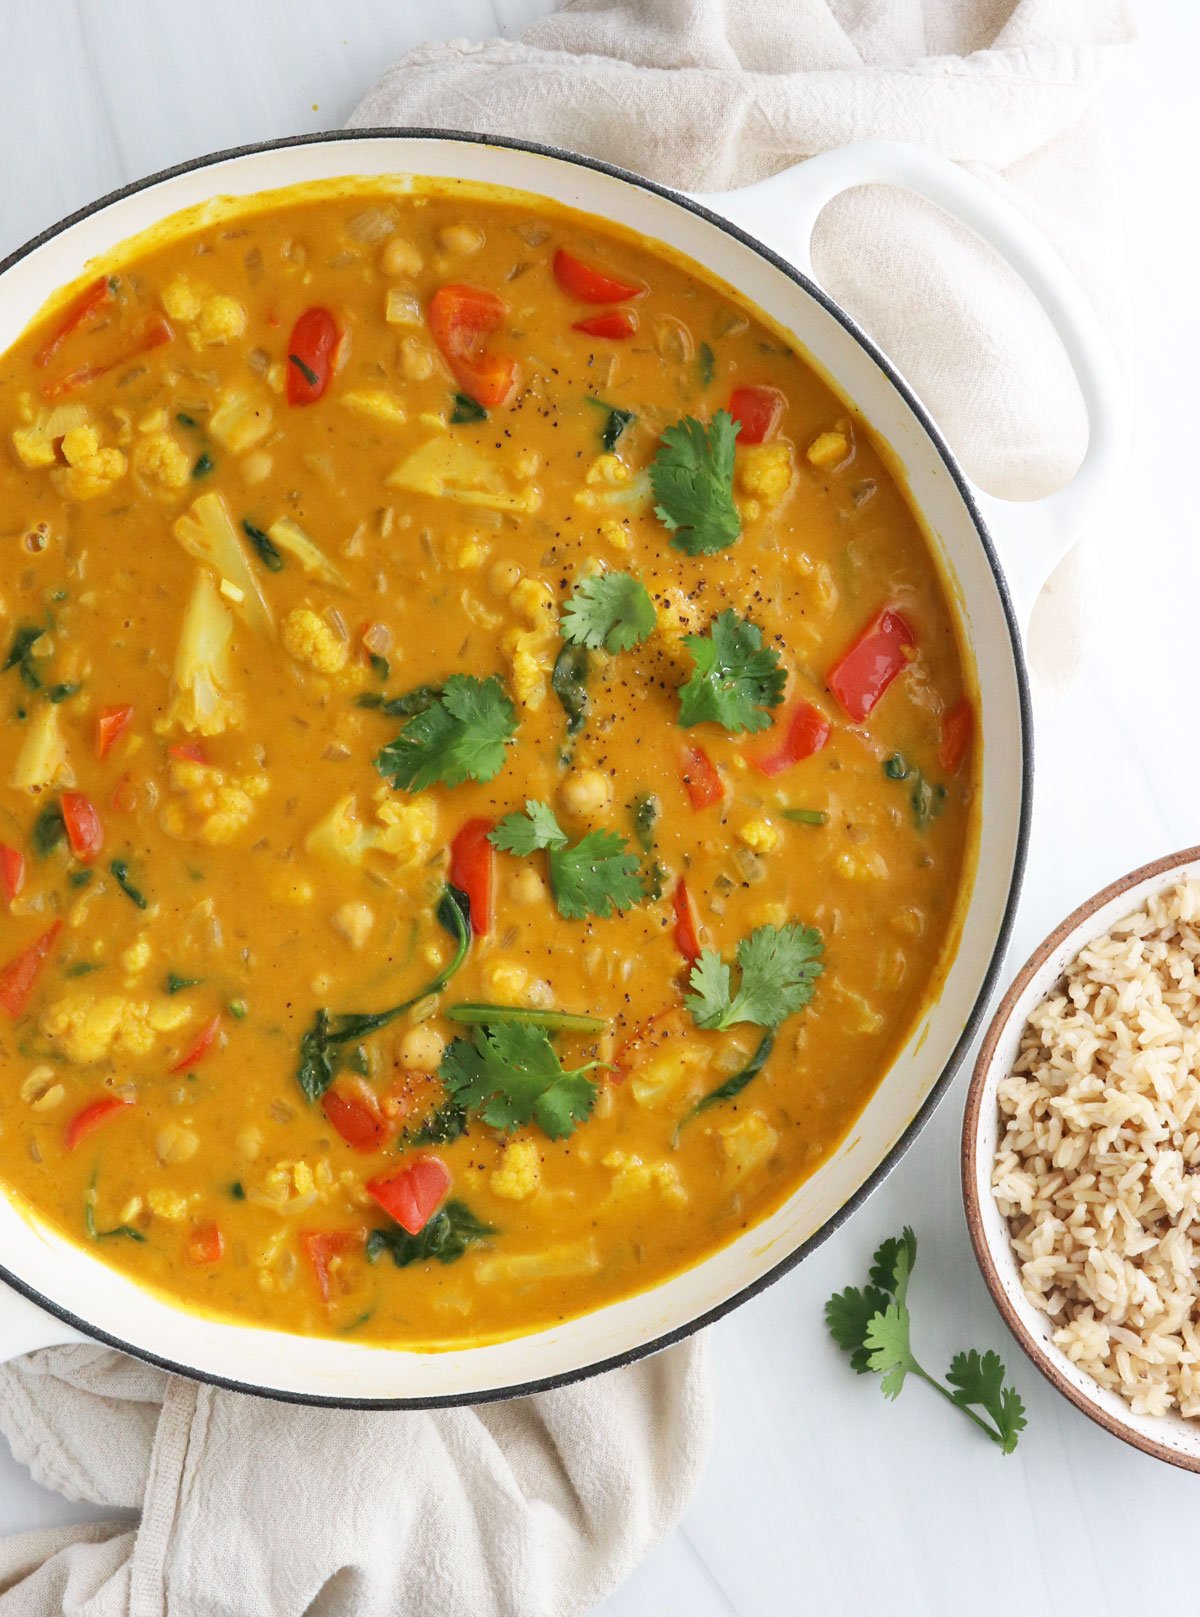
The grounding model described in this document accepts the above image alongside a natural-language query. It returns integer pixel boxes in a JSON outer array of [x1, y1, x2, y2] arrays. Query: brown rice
[[993, 879, 1200, 1419]]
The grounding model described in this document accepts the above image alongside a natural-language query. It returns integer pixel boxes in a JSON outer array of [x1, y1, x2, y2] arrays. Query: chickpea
[[379, 236, 423, 278], [559, 768, 613, 817], [488, 559, 522, 596], [436, 223, 485, 257], [509, 866, 547, 905], [156, 1123, 200, 1165], [399, 1025, 445, 1072]]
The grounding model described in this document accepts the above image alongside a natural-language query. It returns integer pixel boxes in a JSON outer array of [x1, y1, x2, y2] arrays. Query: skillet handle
[[0, 1282, 85, 1363], [690, 140, 1127, 627]]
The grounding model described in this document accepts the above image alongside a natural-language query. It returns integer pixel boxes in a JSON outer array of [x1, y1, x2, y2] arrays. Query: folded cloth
[[0, 1341, 710, 1616], [351, 0, 1137, 689], [0, 3, 1136, 1614]]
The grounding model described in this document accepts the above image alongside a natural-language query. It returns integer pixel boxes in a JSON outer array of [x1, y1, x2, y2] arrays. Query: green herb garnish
[[686, 923, 824, 1032], [192, 451, 215, 479], [68, 869, 93, 889], [31, 804, 66, 858], [165, 973, 202, 995], [551, 643, 590, 761], [289, 353, 320, 387], [85, 1192, 145, 1244], [883, 755, 947, 830], [650, 411, 741, 555], [441, 1023, 605, 1140], [228, 998, 248, 1020], [228, 1180, 246, 1200], [66, 960, 103, 978], [368, 653, 390, 683], [445, 1003, 607, 1034], [491, 800, 644, 921], [177, 412, 199, 429], [560, 571, 655, 654], [4, 626, 45, 691], [630, 791, 664, 900], [451, 392, 487, 424], [297, 885, 471, 1102], [356, 683, 441, 718], [375, 675, 517, 793], [47, 682, 79, 704], [367, 1200, 495, 1268], [678, 609, 785, 734], [109, 859, 148, 910], [697, 342, 715, 387], [826, 1228, 1027, 1455], [241, 520, 284, 573]]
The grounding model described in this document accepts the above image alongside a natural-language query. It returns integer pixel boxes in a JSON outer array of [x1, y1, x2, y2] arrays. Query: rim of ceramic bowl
[[962, 843, 1200, 1472], [0, 128, 1033, 1407]]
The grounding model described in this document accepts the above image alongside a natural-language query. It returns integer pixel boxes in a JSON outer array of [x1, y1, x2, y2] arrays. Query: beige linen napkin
[[1, 3, 1134, 1614]]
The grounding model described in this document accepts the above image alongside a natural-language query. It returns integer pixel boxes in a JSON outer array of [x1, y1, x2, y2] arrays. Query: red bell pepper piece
[[170, 1013, 222, 1074], [553, 249, 645, 305], [185, 1222, 225, 1266], [673, 879, 702, 963], [41, 315, 173, 402], [367, 1156, 451, 1236], [65, 1092, 132, 1152], [939, 699, 974, 775], [449, 818, 495, 936], [572, 309, 638, 340], [110, 773, 139, 815], [302, 1230, 362, 1303], [0, 844, 25, 903], [728, 385, 785, 445], [286, 307, 339, 405], [680, 745, 725, 810], [322, 1083, 390, 1154], [61, 792, 104, 863], [168, 741, 208, 764], [96, 704, 134, 761], [427, 284, 517, 408], [33, 276, 114, 369], [828, 608, 916, 724], [0, 921, 63, 1019], [752, 701, 831, 778]]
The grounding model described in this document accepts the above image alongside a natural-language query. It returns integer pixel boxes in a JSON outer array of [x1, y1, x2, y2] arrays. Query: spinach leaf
[[552, 643, 590, 762], [366, 1201, 495, 1268]]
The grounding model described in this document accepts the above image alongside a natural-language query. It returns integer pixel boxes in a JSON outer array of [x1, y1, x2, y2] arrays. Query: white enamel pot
[[0, 132, 1125, 1405]]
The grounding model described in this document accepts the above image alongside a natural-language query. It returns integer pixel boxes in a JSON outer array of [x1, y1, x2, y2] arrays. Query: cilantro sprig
[[686, 923, 823, 1031], [490, 800, 644, 921], [561, 572, 656, 654], [826, 1228, 1027, 1455], [650, 411, 741, 555], [678, 609, 785, 734], [441, 1022, 606, 1140], [375, 674, 517, 793]]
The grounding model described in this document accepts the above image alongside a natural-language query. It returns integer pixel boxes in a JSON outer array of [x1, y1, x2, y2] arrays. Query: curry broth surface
[[0, 186, 976, 1346]]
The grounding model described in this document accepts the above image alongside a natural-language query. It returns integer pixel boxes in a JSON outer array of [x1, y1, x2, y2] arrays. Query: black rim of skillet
[[0, 128, 1034, 1409]]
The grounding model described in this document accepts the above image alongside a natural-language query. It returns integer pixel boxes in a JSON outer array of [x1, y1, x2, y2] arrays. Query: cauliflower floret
[[207, 390, 274, 454], [11, 427, 56, 470], [738, 818, 780, 854], [331, 901, 375, 950], [806, 428, 851, 469], [511, 578, 556, 628], [159, 570, 243, 736], [51, 425, 126, 501], [40, 991, 190, 1065], [604, 1149, 688, 1208], [736, 441, 794, 506], [196, 294, 247, 346], [502, 623, 557, 711], [161, 277, 204, 323], [160, 758, 270, 846], [282, 608, 349, 676], [718, 1111, 779, 1177], [306, 792, 438, 870], [11, 402, 90, 471], [491, 1138, 542, 1201], [120, 934, 153, 978], [133, 430, 191, 491], [574, 455, 653, 515]]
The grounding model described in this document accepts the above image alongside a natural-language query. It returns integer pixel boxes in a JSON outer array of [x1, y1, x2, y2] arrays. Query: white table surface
[[0, 4, 1193, 1612]]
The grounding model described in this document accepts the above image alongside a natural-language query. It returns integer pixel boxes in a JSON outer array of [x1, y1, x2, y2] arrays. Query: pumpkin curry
[[0, 184, 976, 1347]]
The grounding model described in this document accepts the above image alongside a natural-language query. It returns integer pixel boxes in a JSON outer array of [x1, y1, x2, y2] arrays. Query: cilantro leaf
[[489, 801, 644, 921], [441, 1023, 602, 1140], [650, 411, 742, 555], [678, 610, 785, 734], [366, 1200, 494, 1267], [947, 1350, 1028, 1456], [825, 1228, 1027, 1454], [491, 799, 568, 858], [824, 1284, 895, 1374], [375, 674, 517, 792], [686, 923, 824, 1031], [561, 572, 656, 654]]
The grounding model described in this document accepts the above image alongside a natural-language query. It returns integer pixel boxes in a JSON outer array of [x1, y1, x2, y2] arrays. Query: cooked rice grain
[[993, 879, 1200, 1419]]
